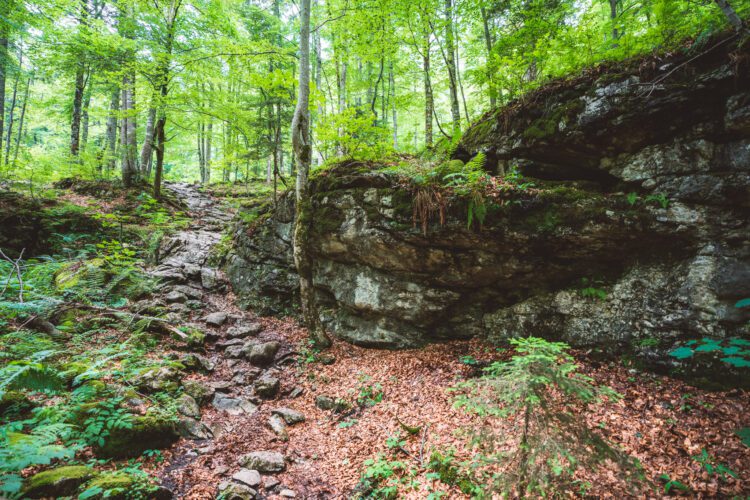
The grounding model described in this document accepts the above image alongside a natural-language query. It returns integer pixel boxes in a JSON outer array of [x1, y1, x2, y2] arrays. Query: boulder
[[22, 466, 97, 498], [227, 323, 263, 338], [244, 341, 280, 367], [218, 481, 257, 500], [271, 407, 305, 425], [232, 469, 261, 488], [164, 290, 188, 303], [177, 393, 201, 419], [268, 414, 288, 441], [95, 414, 179, 459], [204, 312, 228, 326], [254, 375, 280, 399], [238, 451, 286, 472], [182, 380, 215, 405], [212, 393, 258, 415]]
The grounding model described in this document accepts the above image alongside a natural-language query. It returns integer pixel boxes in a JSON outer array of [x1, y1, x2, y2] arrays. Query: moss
[[80, 472, 133, 499], [523, 208, 561, 232], [23, 466, 98, 498], [95, 413, 178, 459], [0, 390, 33, 416]]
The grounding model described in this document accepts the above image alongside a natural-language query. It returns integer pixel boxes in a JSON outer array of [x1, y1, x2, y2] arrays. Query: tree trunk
[[4, 52, 20, 166], [713, 0, 745, 30], [120, 72, 138, 187], [81, 72, 93, 153], [292, 0, 331, 349], [70, 66, 86, 156], [0, 6, 8, 161], [206, 117, 213, 182], [444, 0, 460, 136], [423, 31, 433, 148], [390, 61, 397, 149], [105, 86, 119, 173], [140, 97, 157, 178], [480, 6, 496, 108], [12, 75, 31, 165]]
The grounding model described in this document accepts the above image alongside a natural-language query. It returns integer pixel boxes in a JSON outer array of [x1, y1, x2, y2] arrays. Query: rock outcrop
[[227, 35, 749, 382]]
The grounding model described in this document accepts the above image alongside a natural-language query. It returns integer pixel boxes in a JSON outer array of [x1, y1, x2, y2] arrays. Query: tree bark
[[105, 86, 119, 173], [70, 66, 86, 156], [292, 0, 331, 349], [423, 30, 433, 148], [0, 6, 8, 161], [480, 6, 497, 108], [12, 75, 31, 166], [4, 50, 20, 166], [120, 71, 138, 186], [390, 61, 397, 149], [140, 96, 157, 178], [444, 0, 460, 136], [713, 0, 745, 31], [152, 0, 181, 199], [80, 72, 93, 153]]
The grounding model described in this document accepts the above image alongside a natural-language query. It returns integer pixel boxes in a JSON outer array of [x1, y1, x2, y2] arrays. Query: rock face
[[227, 37, 749, 377]]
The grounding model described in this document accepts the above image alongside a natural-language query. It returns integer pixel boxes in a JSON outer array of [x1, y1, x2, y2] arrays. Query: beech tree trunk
[[480, 6, 496, 108], [120, 72, 138, 186], [140, 98, 156, 178], [444, 0, 460, 136], [105, 87, 119, 172], [5, 52, 20, 165], [81, 73, 93, 152], [713, 0, 745, 30], [70, 66, 86, 156], [292, 0, 331, 349], [423, 31, 433, 148], [0, 7, 8, 161], [12, 75, 31, 165]]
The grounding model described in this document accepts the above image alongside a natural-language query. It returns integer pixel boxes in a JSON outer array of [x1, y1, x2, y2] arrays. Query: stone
[[204, 312, 228, 326], [177, 416, 212, 440], [254, 375, 280, 399], [95, 414, 179, 459], [288, 386, 304, 399], [133, 366, 180, 393], [280, 489, 296, 498], [263, 477, 280, 490], [218, 482, 256, 500], [171, 284, 204, 300], [201, 267, 222, 290], [164, 290, 188, 303], [22, 466, 97, 498], [182, 380, 215, 405], [180, 353, 215, 372], [244, 341, 280, 367], [225, 344, 245, 358], [212, 393, 258, 416], [271, 407, 305, 425], [318, 353, 336, 365], [227, 322, 263, 338], [238, 451, 286, 473], [232, 469, 261, 488], [268, 414, 288, 441], [177, 393, 201, 419], [209, 380, 234, 391], [315, 395, 349, 413]]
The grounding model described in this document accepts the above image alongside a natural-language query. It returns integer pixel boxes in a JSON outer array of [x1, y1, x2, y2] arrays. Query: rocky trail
[[148, 183, 326, 499]]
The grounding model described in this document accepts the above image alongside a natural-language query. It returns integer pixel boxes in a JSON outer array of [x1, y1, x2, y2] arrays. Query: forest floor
[[1, 181, 748, 499], [153, 185, 750, 499]]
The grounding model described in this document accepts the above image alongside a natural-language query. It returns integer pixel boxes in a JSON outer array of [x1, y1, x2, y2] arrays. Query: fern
[[0, 350, 61, 399]]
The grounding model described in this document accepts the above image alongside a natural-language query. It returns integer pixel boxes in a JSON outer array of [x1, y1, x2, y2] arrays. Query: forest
[[0, 0, 749, 498]]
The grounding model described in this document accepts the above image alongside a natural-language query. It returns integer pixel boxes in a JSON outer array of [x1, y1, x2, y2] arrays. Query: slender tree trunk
[[0, 5, 9, 161], [70, 66, 86, 156], [207, 117, 213, 182], [713, 0, 745, 30], [105, 87, 119, 173], [423, 31, 433, 148], [12, 75, 31, 165], [4, 52, 20, 166], [121, 72, 138, 186], [444, 0, 460, 135], [292, 0, 331, 349], [80, 72, 93, 153], [140, 96, 157, 178], [480, 6, 496, 108], [390, 61, 397, 149]]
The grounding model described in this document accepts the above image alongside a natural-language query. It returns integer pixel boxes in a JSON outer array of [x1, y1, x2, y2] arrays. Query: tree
[[292, 0, 332, 349], [455, 337, 643, 496]]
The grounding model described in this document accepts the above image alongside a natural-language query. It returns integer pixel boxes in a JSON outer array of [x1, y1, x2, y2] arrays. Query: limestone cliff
[[227, 35, 749, 384]]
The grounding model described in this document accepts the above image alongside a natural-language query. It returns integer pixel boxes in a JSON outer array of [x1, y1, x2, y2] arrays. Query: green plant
[[669, 337, 750, 368], [357, 378, 384, 407], [645, 193, 669, 209], [692, 449, 737, 482], [357, 454, 417, 499], [454, 337, 642, 497], [626, 192, 639, 206], [578, 277, 607, 301]]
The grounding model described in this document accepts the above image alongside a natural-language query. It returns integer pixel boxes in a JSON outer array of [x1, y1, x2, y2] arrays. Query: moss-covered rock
[[79, 472, 133, 499], [0, 390, 34, 416], [95, 413, 179, 459], [22, 465, 98, 498]]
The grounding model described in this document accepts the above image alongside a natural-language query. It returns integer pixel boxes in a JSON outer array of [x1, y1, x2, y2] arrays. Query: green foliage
[[357, 380, 384, 407], [658, 474, 690, 494], [736, 428, 750, 448], [668, 338, 750, 368], [318, 108, 394, 161], [578, 277, 607, 301], [454, 337, 641, 497], [692, 449, 737, 482], [358, 454, 417, 499]]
